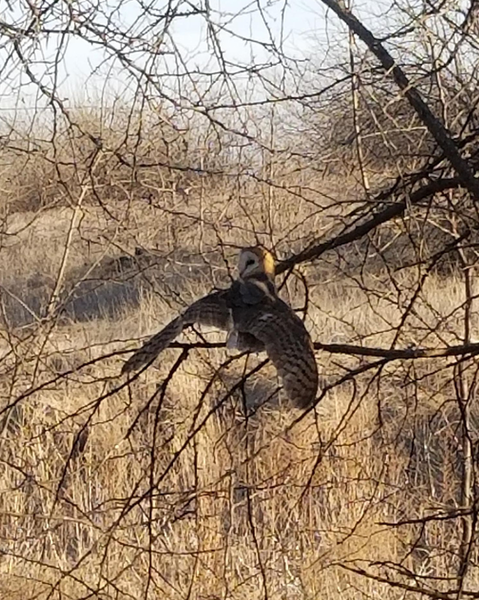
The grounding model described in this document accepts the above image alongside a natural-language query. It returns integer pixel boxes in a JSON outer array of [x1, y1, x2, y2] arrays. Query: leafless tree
[[0, 0, 479, 598]]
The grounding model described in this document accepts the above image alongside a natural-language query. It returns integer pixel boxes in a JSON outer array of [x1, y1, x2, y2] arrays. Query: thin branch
[[319, 0, 479, 201], [277, 176, 461, 272]]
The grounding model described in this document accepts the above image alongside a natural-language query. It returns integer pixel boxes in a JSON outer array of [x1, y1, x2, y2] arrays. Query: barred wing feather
[[122, 287, 318, 408], [237, 307, 318, 408], [121, 291, 231, 374]]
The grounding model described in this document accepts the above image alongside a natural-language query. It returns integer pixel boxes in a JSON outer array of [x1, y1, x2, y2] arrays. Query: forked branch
[[318, 0, 479, 200]]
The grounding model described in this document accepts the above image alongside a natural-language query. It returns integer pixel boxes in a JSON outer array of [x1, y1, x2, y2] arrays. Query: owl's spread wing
[[236, 306, 318, 408], [122, 284, 318, 408], [121, 290, 232, 374]]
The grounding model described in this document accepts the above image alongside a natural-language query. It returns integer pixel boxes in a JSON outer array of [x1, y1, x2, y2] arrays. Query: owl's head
[[238, 246, 275, 281]]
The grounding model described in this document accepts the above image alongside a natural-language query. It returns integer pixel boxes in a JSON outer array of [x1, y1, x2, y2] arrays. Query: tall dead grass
[[0, 109, 477, 599]]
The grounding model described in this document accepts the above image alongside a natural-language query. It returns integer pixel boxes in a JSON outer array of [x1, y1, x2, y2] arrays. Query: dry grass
[[0, 120, 478, 599]]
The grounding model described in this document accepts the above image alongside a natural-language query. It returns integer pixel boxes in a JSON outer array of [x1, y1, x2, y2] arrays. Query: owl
[[121, 247, 318, 408]]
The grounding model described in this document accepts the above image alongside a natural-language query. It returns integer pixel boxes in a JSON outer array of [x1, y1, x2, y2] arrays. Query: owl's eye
[[245, 258, 255, 267]]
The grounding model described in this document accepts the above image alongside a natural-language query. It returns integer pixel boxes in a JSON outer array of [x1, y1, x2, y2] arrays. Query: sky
[[0, 0, 353, 112], [63, 0, 328, 78], [0, 0, 437, 118]]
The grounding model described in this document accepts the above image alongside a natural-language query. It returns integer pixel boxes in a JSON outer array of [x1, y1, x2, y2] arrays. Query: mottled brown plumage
[[121, 247, 318, 407]]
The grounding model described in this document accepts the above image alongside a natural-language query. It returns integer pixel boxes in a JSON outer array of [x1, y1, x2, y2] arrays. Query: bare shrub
[[1, 0, 479, 598]]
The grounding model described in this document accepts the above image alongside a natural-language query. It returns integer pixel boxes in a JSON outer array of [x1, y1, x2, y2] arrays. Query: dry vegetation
[[0, 122, 478, 599], [1, 0, 479, 598]]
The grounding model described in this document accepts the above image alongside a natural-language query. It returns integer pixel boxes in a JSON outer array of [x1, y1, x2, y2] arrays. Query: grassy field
[[0, 140, 477, 599]]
